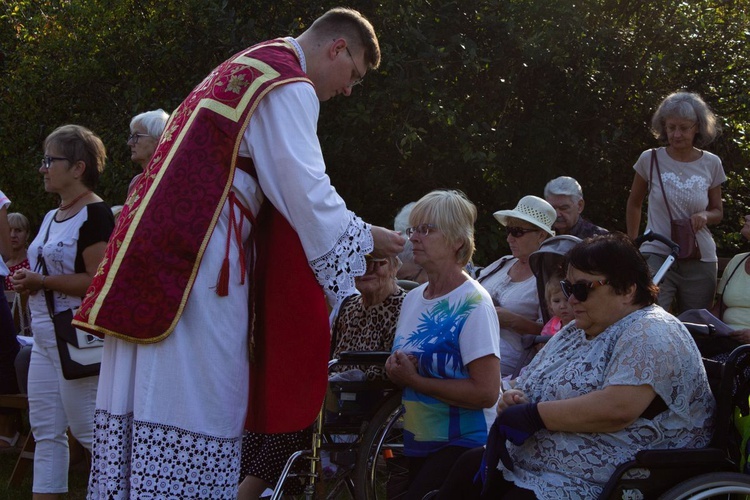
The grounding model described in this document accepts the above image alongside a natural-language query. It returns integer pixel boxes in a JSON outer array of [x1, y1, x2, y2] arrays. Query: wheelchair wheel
[[659, 471, 750, 499], [353, 391, 406, 500]]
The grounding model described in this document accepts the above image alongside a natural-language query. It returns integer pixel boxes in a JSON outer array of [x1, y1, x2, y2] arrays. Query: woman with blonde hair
[[0, 193, 21, 451], [386, 189, 501, 499], [4, 212, 31, 291]]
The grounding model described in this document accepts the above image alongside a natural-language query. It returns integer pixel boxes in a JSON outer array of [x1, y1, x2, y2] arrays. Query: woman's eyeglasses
[[40, 156, 70, 170], [506, 226, 539, 238], [406, 224, 438, 237], [127, 133, 150, 144], [560, 279, 609, 302], [665, 123, 696, 134]]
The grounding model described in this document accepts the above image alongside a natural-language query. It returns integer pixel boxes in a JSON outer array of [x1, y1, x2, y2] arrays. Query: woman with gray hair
[[238, 254, 407, 500], [394, 201, 427, 283], [385, 189, 501, 499], [626, 91, 725, 313], [126, 108, 169, 194]]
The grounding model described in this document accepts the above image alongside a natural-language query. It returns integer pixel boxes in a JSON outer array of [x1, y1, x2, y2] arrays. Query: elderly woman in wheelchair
[[238, 253, 407, 499], [385, 190, 501, 499], [434, 233, 715, 499]]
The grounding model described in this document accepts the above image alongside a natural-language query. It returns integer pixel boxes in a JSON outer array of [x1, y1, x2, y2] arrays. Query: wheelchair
[[268, 351, 406, 500], [599, 343, 750, 499]]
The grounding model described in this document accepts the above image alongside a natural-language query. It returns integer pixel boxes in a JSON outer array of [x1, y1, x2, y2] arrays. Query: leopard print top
[[331, 287, 407, 380]]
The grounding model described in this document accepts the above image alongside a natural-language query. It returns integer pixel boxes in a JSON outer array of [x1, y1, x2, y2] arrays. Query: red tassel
[[216, 257, 230, 296], [214, 191, 256, 296]]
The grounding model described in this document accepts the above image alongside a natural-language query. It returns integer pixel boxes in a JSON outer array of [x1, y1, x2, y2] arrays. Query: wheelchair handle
[[634, 230, 680, 257], [635, 231, 680, 285]]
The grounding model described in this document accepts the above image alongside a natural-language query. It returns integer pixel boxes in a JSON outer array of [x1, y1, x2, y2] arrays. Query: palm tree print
[[403, 292, 483, 378]]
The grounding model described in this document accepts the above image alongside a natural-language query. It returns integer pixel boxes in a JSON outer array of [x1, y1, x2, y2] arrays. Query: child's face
[[549, 289, 575, 325]]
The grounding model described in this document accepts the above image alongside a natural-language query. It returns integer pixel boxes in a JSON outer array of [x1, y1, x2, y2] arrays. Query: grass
[[0, 444, 89, 500]]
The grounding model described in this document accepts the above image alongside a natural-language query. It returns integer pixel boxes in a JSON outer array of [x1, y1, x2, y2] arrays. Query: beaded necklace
[[59, 190, 91, 211]]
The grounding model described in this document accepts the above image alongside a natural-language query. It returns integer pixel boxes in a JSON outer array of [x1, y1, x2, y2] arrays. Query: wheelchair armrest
[[683, 322, 717, 337], [635, 447, 727, 467], [335, 351, 391, 365]]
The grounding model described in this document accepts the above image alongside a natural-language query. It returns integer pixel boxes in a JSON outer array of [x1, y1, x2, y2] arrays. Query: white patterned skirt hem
[[88, 409, 242, 499]]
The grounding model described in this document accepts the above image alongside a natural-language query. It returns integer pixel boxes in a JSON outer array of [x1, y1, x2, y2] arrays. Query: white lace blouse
[[505, 305, 715, 499]]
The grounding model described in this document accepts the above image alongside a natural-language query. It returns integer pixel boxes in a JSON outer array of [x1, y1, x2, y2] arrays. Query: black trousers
[[436, 446, 537, 500], [403, 445, 472, 500], [0, 282, 21, 409]]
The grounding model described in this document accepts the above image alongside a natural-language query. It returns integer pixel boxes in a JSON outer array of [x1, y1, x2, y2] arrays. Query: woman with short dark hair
[[436, 233, 714, 499], [11, 124, 114, 498]]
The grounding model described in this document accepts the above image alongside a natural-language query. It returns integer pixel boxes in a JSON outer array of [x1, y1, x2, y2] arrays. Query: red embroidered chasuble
[[73, 38, 331, 433], [74, 38, 307, 342]]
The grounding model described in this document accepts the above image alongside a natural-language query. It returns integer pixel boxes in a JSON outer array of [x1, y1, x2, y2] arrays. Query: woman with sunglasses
[[477, 195, 555, 379], [330, 254, 407, 378], [432, 232, 714, 499]]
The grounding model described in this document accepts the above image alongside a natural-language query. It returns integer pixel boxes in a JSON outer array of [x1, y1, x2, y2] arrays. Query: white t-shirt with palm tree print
[[392, 278, 500, 457]]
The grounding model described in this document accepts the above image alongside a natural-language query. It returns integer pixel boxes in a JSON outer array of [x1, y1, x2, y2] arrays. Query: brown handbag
[[650, 149, 701, 260]]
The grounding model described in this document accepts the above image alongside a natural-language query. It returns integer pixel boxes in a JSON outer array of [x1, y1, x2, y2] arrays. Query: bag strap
[[650, 148, 675, 223], [718, 253, 750, 319], [477, 256, 512, 284], [11, 293, 29, 335], [35, 216, 55, 320]]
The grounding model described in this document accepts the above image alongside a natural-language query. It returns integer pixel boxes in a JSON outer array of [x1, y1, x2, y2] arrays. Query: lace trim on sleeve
[[310, 211, 373, 304]]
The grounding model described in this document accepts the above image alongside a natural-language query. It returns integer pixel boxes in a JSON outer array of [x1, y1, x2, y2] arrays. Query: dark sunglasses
[[506, 226, 539, 238], [560, 279, 609, 302], [365, 255, 388, 273]]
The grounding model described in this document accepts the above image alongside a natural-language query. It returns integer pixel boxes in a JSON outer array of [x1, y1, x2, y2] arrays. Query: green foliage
[[2, 0, 749, 264]]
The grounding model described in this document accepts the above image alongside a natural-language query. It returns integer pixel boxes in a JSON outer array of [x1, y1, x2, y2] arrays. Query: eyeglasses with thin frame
[[40, 156, 70, 170], [506, 226, 539, 238], [344, 46, 364, 87], [406, 224, 438, 238], [665, 123, 696, 135], [560, 279, 609, 302], [127, 133, 151, 144]]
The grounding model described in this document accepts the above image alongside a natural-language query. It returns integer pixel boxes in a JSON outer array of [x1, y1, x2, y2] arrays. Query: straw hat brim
[[493, 210, 556, 237]]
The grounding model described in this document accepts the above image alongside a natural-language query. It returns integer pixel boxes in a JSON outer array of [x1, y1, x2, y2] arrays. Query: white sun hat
[[493, 195, 556, 237]]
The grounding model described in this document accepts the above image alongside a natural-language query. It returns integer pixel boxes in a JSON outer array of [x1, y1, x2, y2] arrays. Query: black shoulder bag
[[37, 217, 103, 380]]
